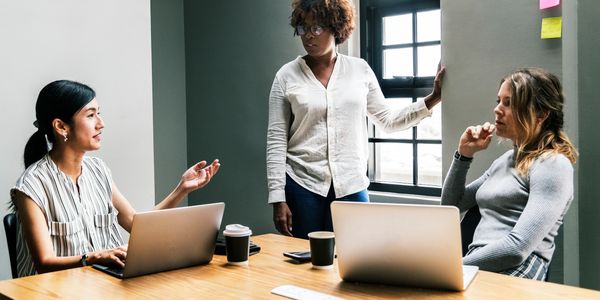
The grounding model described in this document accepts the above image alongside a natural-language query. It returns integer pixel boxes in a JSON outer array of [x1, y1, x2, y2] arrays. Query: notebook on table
[[331, 201, 478, 291], [93, 202, 224, 279]]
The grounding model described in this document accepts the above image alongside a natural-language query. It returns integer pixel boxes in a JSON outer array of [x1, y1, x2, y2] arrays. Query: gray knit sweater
[[441, 150, 573, 272]]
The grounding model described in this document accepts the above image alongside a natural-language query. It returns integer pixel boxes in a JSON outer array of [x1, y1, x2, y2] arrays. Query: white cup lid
[[223, 224, 252, 237], [307, 231, 334, 239]]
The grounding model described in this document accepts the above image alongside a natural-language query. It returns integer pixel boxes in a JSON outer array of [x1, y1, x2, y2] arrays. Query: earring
[[63, 133, 68, 142]]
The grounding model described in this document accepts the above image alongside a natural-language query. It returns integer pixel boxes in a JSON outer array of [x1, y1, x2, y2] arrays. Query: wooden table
[[1, 234, 599, 299]]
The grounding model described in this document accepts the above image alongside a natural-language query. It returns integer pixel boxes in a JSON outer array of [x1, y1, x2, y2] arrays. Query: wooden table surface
[[1, 233, 599, 299]]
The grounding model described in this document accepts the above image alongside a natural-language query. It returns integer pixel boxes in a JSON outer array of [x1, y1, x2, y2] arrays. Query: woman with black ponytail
[[10, 80, 220, 277]]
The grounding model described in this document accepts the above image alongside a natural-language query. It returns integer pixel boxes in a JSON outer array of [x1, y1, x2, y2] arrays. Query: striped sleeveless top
[[10, 155, 124, 277]]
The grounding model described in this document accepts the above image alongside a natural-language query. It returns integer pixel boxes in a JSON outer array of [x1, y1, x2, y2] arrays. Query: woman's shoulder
[[275, 56, 304, 76], [337, 54, 373, 76], [11, 156, 53, 204], [16, 155, 52, 182], [338, 54, 366, 64], [532, 152, 573, 171]]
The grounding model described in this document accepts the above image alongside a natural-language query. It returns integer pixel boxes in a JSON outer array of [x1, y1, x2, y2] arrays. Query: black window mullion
[[382, 40, 440, 50], [412, 12, 418, 78]]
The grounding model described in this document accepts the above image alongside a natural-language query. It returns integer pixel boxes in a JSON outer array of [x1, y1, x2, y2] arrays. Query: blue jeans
[[285, 175, 369, 239]]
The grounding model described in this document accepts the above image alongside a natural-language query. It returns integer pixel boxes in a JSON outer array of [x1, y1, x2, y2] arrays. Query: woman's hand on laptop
[[179, 159, 221, 193], [87, 245, 128, 268]]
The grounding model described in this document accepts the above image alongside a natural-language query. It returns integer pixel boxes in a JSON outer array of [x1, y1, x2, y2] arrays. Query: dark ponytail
[[23, 80, 96, 168], [24, 131, 50, 168]]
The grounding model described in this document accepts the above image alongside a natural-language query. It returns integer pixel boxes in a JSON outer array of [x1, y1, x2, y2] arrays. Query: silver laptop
[[93, 202, 224, 279], [331, 201, 478, 291]]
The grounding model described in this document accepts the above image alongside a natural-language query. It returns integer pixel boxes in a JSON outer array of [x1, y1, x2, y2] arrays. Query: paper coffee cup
[[223, 224, 252, 266], [308, 231, 335, 270]]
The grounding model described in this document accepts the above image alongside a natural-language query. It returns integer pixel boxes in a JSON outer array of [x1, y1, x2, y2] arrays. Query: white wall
[[0, 0, 154, 280]]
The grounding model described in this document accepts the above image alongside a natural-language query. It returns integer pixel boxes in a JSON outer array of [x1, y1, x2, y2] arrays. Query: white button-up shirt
[[267, 54, 431, 204]]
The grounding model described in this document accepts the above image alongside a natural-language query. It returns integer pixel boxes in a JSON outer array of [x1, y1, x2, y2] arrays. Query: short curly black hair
[[290, 0, 355, 45]]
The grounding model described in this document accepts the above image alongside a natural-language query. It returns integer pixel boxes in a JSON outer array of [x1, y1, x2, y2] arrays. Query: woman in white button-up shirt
[[267, 0, 445, 239]]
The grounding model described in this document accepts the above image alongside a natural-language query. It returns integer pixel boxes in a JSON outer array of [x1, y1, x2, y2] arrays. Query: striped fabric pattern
[[499, 253, 549, 281], [10, 155, 124, 277]]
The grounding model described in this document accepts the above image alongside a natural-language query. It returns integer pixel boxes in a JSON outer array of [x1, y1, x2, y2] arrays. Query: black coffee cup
[[223, 224, 252, 265], [308, 231, 335, 269]]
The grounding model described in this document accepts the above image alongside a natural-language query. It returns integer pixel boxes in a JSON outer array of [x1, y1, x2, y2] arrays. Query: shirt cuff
[[268, 189, 286, 204], [414, 98, 433, 117], [454, 151, 474, 162]]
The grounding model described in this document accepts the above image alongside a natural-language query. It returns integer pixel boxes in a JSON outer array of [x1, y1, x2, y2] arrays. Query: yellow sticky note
[[541, 17, 562, 39]]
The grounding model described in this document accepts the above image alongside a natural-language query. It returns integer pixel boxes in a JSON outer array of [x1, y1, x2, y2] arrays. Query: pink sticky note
[[540, 0, 560, 9]]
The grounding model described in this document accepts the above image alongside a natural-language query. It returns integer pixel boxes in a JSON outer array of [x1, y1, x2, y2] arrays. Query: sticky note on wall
[[541, 17, 562, 39], [540, 0, 560, 10]]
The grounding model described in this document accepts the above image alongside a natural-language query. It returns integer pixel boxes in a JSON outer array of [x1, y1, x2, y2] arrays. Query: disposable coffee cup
[[308, 231, 335, 270], [223, 224, 252, 266]]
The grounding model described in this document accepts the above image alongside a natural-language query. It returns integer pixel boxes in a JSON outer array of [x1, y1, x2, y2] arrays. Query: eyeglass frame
[[294, 24, 326, 36]]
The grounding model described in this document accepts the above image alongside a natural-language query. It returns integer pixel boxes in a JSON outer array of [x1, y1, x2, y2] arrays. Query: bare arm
[[112, 159, 221, 231], [14, 191, 127, 273], [154, 159, 220, 210]]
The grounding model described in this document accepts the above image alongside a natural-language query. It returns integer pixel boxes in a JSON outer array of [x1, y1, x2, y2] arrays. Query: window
[[361, 0, 441, 196]]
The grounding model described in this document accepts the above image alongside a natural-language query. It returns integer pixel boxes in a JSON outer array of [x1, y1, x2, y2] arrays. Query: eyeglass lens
[[296, 25, 324, 36]]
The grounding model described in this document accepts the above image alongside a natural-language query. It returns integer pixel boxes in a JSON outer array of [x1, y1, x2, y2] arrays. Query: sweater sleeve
[[364, 60, 431, 133], [441, 155, 490, 213], [266, 75, 291, 204], [462, 155, 574, 271]]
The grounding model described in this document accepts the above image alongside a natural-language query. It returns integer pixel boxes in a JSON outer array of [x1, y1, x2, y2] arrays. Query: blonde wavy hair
[[501, 68, 577, 176]]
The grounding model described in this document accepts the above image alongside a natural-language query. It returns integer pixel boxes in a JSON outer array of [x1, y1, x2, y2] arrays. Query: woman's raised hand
[[179, 159, 221, 194], [424, 63, 446, 109], [458, 122, 496, 158]]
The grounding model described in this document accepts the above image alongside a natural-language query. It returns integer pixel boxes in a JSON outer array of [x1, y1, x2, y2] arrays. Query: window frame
[[361, 0, 442, 197]]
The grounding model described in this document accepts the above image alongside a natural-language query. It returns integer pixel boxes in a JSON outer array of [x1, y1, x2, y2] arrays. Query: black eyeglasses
[[295, 24, 325, 36]]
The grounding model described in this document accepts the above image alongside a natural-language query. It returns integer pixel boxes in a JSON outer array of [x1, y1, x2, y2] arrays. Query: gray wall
[[575, 0, 600, 290], [183, 0, 304, 235], [441, 0, 562, 181], [443, 0, 600, 289], [151, 0, 189, 205], [0, 0, 154, 280], [441, 0, 566, 283], [561, 0, 580, 287]]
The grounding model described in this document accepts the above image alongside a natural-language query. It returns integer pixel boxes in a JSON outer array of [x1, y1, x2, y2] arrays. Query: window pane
[[375, 143, 413, 184], [417, 10, 440, 43], [383, 14, 412, 45], [417, 45, 440, 77], [417, 99, 441, 140], [418, 144, 442, 186], [383, 48, 413, 79], [376, 98, 413, 139]]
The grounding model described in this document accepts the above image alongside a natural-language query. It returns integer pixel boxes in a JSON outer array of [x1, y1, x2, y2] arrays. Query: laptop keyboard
[[93, 264, 124, 277]]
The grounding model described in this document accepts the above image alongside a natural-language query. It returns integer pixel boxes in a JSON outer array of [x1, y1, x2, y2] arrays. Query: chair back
[[460, 206, 481, 256], [3, 213, 18, 278]]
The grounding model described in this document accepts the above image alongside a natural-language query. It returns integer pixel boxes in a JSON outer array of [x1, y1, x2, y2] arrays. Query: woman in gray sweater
[[441, 68, 577, 280]]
